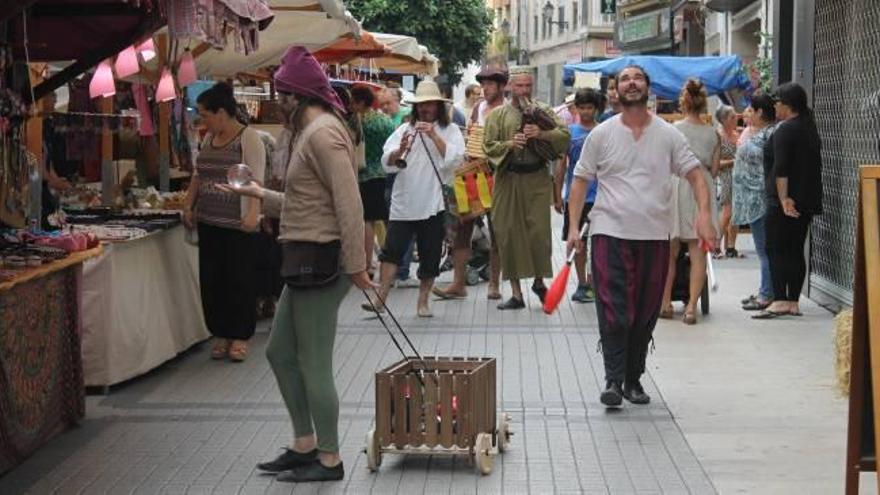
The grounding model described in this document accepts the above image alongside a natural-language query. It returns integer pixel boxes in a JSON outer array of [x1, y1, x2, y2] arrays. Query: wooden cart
[[365, 356, 512, 475]]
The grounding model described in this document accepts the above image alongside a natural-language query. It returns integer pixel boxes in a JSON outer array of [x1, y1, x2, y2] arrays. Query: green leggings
[[265, 277, 351, 452]]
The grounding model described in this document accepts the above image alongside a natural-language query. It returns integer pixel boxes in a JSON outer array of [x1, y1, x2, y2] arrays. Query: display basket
[[365, 356, 511, 475]]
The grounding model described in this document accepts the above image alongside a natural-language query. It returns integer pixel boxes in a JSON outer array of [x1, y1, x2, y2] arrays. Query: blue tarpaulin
[[563, 55, 753, 100]]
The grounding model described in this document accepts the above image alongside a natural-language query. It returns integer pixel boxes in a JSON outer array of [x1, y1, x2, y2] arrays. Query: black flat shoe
[[276, 460, 344, 482], [600, 381, 623, 407], [497, 297, 525, 310], [531, 284, 548, 303], [257, 448, 318, 473], [623, 381, 651, 405]]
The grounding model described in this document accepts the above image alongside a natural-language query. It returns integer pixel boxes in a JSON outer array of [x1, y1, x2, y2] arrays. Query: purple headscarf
[[273, 46, 345, 114]]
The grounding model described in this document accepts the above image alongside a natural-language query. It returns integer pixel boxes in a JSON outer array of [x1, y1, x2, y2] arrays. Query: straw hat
[[406, 80, 451, 104]]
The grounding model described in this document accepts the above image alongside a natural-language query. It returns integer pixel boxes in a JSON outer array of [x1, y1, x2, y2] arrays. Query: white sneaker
[[394, 277, 420, 288]]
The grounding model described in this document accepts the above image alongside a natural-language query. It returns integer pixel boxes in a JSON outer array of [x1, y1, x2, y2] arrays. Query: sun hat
[[406, 80, 451, 104]]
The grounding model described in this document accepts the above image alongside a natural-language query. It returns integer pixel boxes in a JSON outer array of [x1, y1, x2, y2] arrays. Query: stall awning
[[11, 0, 166, 101], [312, 31, 389, 64], [563, 55, 753, 100], [194, 0, 360, 77], [344, 33, 439, 77]]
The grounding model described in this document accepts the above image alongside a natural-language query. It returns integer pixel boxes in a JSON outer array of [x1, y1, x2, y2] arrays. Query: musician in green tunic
[[484, 67, 571, 309]]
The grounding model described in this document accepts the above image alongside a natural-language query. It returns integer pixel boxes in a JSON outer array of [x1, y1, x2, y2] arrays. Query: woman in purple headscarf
[[221, 46, 373, 483]]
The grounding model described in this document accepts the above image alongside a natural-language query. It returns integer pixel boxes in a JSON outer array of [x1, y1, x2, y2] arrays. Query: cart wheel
[[474, 433, 494, 475], [365, 429, 381, 472], [497, 412, 512, 453], [700, 284, 710, 315]]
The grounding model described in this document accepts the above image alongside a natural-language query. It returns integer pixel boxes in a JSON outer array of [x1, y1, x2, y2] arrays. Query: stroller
[[465, 216, 492, 286], [671, 247, 710, 315]]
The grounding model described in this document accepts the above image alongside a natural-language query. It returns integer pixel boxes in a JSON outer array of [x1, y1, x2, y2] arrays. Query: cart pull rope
[[361, 288, 435, 384]]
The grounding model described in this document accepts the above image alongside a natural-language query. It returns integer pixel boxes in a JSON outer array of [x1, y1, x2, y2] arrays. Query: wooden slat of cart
[[376, 372, 392, 448], [489, 359, 497, 433], [425, 374, 439, 447], [440, 372, 454, 448], [456, 374, 471, 448], [393, 373, 408, 448], [408, 373, 423, 447]]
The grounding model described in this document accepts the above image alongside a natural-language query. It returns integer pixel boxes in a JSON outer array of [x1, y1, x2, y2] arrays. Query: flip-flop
[[751, 310, 786, 320], [742, 300, 771, 311]]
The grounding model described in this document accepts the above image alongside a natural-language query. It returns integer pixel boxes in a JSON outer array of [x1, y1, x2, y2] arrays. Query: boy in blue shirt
[[554, 88, 604, 302]]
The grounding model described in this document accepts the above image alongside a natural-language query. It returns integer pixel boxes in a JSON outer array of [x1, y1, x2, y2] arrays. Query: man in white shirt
[[567, 65, 716, 408], [362, 80, 465, 318]]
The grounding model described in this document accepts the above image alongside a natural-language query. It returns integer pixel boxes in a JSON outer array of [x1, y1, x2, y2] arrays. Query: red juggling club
[[543, 222, 589, 314]]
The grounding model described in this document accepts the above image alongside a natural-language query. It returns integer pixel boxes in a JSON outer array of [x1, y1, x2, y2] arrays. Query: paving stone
[[0, 234, 718, 495]]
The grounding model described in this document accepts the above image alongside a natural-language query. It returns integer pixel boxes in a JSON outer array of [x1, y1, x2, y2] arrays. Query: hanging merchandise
[[0, 44, 33, 228], [167, 0, 274, 55], [89, 60, 116, 99]]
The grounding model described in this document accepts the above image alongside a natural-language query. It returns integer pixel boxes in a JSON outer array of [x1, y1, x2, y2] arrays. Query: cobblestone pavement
[[2, 250, 716, 495]]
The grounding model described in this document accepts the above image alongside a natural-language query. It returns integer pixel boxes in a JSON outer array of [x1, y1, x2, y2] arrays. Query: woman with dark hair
[[219, 46, 371, 483], [733, 94, 777, 311], [753, 83, 823, 319], [183, 81, 266, 361], [660, 78, 720, 325]]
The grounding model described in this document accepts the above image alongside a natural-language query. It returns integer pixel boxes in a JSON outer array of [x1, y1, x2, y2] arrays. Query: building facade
[[489, 0, 616, 104]]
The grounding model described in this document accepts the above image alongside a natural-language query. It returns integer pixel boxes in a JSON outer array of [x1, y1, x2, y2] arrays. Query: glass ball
[[226, 164, 253, 188]]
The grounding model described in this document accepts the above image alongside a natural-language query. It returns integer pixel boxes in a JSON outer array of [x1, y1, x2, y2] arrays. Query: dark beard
[[619, 92, 648, 107]]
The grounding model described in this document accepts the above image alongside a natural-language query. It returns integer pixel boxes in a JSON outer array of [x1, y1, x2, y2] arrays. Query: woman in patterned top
[[183, 82, 266, 362], [715, 105, 740, 258], [732, 94, 777, 311]]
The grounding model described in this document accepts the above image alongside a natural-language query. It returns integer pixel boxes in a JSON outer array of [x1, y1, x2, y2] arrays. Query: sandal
[[487, 285, 502, 300], [742, 299, 771, 311], [752, 310, 787, 320], [659, 305, 674, 319], [432, 286, 467, 300], [361, 300, 385, 313], [417, 305, 434, 318], [228, 340, 248, 362], [211, 339, 230, 360], [682, 311, 697, 325]]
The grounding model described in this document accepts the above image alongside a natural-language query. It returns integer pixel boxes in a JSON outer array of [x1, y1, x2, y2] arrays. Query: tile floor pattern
[[2, 262, 716, 494]]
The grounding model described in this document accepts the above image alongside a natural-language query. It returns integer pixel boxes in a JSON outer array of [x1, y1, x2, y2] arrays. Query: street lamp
[[542, 1, 569, 29]]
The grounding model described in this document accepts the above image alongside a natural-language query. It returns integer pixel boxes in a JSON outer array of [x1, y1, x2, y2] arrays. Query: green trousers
[[265, 277, 351, 452]]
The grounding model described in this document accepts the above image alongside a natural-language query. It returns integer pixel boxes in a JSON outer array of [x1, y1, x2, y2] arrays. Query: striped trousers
[[590, 235, 670, 384]]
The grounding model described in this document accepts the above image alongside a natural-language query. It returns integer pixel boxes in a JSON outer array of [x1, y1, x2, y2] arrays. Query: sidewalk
[[0, 230, 855, 494]]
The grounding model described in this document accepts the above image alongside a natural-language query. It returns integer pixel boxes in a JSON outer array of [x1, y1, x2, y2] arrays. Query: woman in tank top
[[182, 82, 266, 362]]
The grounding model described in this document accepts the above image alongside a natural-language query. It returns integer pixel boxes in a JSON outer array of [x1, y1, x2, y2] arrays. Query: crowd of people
[[183, 45, 822, 482]]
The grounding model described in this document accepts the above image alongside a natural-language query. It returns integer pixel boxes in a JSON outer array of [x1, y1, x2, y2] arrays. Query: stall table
[[0, 247, 102, 475], [81, 224, 209, 388]]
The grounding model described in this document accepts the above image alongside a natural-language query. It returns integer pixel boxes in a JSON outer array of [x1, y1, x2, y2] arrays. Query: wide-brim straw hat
[[406, 80, 451, 104]]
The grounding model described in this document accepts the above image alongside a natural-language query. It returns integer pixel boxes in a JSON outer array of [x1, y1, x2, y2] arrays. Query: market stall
[[80, 223, 207, 387], [0, 245, 102, 475]]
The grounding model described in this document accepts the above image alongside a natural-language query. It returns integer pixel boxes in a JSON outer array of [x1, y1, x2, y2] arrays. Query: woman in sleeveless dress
[[660, 79, 720, 325]]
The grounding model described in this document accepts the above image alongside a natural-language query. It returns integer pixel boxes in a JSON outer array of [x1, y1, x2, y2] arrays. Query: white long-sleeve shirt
[[381, 122, 465, 221]]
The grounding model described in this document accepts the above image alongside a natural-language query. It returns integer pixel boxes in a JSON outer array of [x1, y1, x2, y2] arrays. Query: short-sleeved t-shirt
[[574, 114, 701, 240], [563, 123, 597, 204]]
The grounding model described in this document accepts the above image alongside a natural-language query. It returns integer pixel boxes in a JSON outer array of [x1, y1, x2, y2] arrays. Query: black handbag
[[281, 240, 341, 289]]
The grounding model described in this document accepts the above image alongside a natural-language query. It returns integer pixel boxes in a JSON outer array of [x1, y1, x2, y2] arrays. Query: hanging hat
[[273, 46, 345, 114], [406, 80, 451, 104], [476, 63, 509, 84]]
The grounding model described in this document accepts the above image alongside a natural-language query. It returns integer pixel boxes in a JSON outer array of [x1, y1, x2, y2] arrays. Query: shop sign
[[619, 12, 659, 44]]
